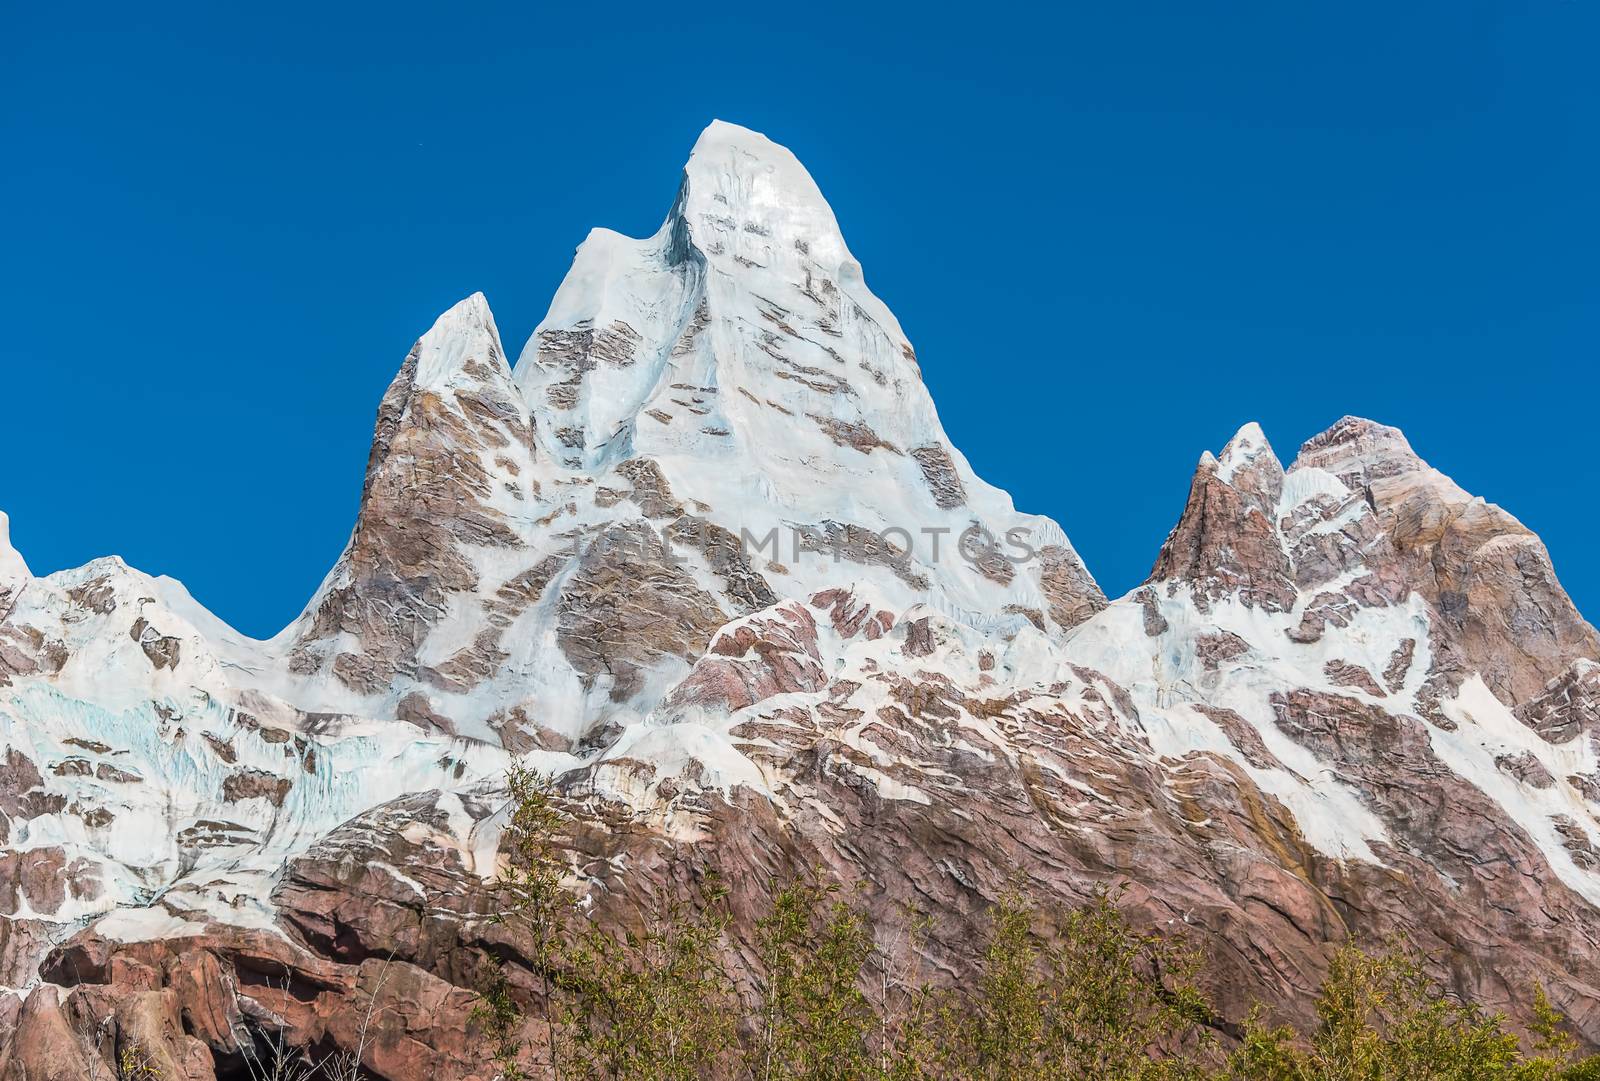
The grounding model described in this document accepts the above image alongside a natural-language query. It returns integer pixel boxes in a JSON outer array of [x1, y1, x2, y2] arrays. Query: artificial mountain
[[1, 121, 1597, 1079]]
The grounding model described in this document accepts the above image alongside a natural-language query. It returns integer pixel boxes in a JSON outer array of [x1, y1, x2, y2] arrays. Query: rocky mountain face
[[1, 122, 1596, 1080]]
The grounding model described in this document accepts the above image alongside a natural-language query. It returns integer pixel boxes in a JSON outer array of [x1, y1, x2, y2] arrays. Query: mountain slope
[[0, 122, 1596, 1080]]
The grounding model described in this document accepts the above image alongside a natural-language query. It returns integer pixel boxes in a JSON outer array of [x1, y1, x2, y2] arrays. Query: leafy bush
[[562, 887, 739, 1081]]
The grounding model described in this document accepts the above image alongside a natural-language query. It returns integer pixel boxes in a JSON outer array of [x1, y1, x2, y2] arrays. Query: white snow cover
[[1215, 421, 1278, 484], [1434, 676, 1600, 906], [0, 556, 539, 942], [509, 119, 1088, 620], [1065, 585, 1412, 864], [414, 291, 505, 388], [0, 510, 28, 594], [1067, 421, 1600, 891]]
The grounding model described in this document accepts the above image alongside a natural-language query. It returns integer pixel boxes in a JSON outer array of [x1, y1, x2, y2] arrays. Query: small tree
[[474, 956, 531, 1081], [1524, 988, 1585, 1081], [1216, 945, 1600, 1081], [117, 1043, 163, 1081], [1215, 1009, 1308, 1081], [1309, 946, 1522, 1081], [872, 906, 946, 1081], [750, 876, 880, 1081], [945, 888, 1215, 1081], [958, 889, 1048, 1080], [1057, 894, 1216, 1079], [562, 882, 739, 1081], [478, 764, 576, 1081]]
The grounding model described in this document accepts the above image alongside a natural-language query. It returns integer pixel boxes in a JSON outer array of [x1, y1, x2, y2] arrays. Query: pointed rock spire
[[679, 120, 858, 274], [286, 294, 538, 705], [1291, 416, 1427, 490], [410, 291, 512, 389], [508, 119, 1102, 631], [0, 510, 30, 609], [1216, 420, 1285, 515], [366, 292, 532, 487], [1217, 421, 1279, 481], [1149, 424, 1296, 611]]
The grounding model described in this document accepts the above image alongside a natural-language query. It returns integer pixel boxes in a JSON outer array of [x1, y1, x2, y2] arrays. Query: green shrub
[[750, 876, 880, 1081], [561, 886, 738, 1081]]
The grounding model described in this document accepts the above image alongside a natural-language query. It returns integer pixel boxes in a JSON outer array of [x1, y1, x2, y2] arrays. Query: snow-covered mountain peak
[[503, 121, 1102, 629], [1216, 421, 1280, 484], [674, 119, 909, 379], [239, 122, 1106, 749], [513, 119, 921, 473], [0, 510, 29, 588], [678, 120, 860, 280], [1211, 421, 1287, 521], [411, 291, 513, 390], [1289, 415, 1424, 487]]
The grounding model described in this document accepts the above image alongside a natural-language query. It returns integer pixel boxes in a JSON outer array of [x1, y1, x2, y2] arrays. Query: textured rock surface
[[2, 123, 1597, 1076]]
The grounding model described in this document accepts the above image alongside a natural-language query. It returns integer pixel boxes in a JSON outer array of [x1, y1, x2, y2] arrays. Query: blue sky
[[2, 2, 1594, 637]]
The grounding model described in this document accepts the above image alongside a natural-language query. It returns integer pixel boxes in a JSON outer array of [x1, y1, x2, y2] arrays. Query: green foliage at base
[[470, 768, 1598, 1081], [472, 955, 529, 1081], [561, 887, 738, 1081]]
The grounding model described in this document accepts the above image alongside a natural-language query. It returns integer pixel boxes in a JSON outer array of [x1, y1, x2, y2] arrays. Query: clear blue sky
[[2, 2, 1594, 638]]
